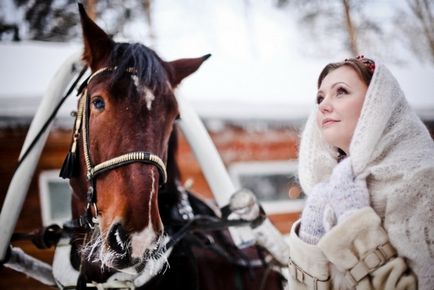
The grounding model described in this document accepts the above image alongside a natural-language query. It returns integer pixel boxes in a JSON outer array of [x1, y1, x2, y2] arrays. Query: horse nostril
[[108, 223, 129, 254]]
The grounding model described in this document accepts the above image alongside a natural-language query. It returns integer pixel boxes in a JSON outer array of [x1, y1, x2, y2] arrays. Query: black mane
[[108, 42, 169, 94]]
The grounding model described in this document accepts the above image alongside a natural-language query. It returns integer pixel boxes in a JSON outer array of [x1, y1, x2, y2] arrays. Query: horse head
[[66, 4, 209, 275]]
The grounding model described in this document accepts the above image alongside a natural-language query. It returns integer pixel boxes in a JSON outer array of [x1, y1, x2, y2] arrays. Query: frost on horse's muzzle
[[83, 220, 167, 270], [107, 223, 129, 254]]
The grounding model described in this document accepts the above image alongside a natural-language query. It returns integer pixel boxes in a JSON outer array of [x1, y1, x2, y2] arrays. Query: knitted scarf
[[298, 63, 434, 289]]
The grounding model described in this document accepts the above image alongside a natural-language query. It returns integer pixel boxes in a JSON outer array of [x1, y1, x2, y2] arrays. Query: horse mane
[[107, 42, 170, 94]]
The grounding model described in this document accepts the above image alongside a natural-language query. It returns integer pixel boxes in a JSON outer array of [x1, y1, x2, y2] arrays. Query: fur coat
[[291, 63, 434, 289]]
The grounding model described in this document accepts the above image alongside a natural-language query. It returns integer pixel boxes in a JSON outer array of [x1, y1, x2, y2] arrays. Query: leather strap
[[344, 241, 397, 287], [288, 258, 330, 290]]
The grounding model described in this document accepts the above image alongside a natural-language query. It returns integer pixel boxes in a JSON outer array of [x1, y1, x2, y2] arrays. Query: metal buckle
[[296, 267, 304, 283], [366, 248, 386, 268], [345, 242, 397, 288], [288, 258, 329, 289], [378, 242, 396, 260], [85, 202, 98, 229]]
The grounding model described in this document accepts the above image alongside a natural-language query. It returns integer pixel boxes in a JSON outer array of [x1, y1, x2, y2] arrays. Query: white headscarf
[[298, 63, 434, 289]]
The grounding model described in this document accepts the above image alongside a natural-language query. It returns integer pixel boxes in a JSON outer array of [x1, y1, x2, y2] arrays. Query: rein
[[165, 205, 266, 250], [14, 65, 88, 172], [49, 67, 274, 289], [60, 66, 168, 230]]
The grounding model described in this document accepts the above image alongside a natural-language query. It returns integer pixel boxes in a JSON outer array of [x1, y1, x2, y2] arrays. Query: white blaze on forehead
[[131, 75, 140, 88], [144, 87, 155, 111], [130, 75, 155, 111]]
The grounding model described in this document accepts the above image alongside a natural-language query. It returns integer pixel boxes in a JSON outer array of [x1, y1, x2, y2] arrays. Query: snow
[[0, 41, 79, 100], [0, 0, 433, 122]]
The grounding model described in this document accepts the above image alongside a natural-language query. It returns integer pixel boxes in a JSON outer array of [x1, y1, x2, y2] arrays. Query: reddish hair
[[317, 57, 375, 89]]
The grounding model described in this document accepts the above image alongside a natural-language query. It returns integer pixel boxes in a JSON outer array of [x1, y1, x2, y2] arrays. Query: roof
[[1, 41, 433, 125], [1, 0, 434, 125]]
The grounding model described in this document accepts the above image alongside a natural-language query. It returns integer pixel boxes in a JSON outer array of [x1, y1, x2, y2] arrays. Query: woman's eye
[[316, 95, 324, 104], [336, 87, 348, 96], [92, 98, 105, 110]]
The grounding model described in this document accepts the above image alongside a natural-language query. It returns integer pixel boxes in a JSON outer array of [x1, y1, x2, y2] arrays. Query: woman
[[287, 56, 434, 289]]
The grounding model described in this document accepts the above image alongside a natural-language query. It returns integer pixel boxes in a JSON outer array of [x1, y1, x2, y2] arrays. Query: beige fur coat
[[288, 63, 434, 290]]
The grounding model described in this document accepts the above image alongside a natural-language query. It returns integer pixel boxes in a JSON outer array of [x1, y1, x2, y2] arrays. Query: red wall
[[0, 123, 301, 289]]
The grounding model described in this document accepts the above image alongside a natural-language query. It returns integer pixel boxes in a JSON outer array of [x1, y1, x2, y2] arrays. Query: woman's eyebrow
[[331, 81, 350, 89], [318, 81, 350, 95]]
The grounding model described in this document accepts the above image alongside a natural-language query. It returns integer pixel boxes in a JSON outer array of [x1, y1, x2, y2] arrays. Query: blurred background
[[0, 1, 433, 288], [1, 0, 434, 117]]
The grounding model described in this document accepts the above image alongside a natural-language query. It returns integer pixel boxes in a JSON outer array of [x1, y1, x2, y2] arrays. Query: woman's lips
[[322, 118, 340, 127]]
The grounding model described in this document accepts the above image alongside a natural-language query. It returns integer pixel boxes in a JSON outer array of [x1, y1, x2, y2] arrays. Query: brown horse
[[60, 4, 284, 290]]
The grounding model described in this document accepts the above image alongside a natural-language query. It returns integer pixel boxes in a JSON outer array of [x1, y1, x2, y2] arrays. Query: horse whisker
[[80, 226, 168, 273]]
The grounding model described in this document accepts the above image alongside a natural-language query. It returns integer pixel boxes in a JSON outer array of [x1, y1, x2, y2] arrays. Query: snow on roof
[[1, 41, 433, 124], [0, 41, 79, 122], [0, 0, 433, 122]]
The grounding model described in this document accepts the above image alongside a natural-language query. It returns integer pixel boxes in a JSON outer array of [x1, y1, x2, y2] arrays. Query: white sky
[[0, 0, 433, 121]]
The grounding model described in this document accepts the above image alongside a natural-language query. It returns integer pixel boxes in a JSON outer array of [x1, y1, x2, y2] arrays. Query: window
[[38, 170, 72, 226], [229, 160, 305, 214]]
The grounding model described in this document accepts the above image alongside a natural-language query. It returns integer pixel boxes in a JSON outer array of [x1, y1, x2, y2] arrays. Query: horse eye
[[92, 97, 105, 110]]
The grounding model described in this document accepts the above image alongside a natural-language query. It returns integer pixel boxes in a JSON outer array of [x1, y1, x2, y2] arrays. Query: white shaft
[[177, 98, 255, 247], [0, 52, 81, 260], [5, 247, 56, 286]]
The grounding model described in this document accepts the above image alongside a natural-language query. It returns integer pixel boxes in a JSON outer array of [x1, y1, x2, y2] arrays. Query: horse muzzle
[[105, 222, 165, 268]]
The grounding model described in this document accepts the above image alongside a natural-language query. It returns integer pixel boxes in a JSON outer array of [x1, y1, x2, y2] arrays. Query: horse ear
[[78, 3, 114, 70], [167, 54, 211, 87]]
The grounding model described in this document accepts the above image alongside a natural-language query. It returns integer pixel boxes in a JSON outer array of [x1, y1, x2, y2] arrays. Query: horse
[[57, 4, 284, 289]]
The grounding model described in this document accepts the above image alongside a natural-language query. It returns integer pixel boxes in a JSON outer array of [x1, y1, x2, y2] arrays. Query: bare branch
[[406, 0, 434, 62]]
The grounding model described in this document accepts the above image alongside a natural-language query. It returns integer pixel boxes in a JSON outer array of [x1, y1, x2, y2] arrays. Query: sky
[[0, 0, 433, 121]]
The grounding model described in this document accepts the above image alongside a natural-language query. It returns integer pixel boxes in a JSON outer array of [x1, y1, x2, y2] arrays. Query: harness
[[60, 66, 168, 230], [8, 66, 278, 289]]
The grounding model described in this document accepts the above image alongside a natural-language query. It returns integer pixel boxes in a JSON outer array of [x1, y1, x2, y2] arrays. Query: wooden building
[[1, 115, 433, 289], [0, 116, 304, 289]]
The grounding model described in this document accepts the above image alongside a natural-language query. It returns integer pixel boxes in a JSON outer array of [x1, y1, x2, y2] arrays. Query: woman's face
[[316, 65, 368, 154]]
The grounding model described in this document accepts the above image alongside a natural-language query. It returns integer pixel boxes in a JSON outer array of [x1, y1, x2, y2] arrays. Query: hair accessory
[[345, 55, 375, 73]]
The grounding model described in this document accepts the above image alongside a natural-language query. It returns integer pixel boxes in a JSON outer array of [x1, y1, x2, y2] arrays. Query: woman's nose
[[319, 98, 332, 113]]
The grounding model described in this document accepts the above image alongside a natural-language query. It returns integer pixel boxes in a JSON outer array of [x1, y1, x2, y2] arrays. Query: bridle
[[63, 66, 168, 230], [56, 67, 270, 289]]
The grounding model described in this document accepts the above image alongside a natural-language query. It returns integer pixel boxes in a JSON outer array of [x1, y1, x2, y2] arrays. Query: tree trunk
[[144, 0, 156, 47], [342, 0, 359, 56]]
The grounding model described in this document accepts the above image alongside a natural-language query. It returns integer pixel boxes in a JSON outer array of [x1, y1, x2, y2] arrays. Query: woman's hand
[[324, 157, 370, 230], [299, 181, 331, 244], [299, 158, 370, 244]]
